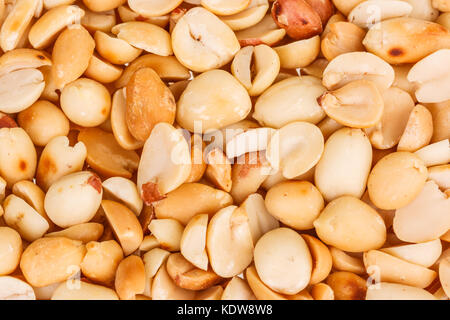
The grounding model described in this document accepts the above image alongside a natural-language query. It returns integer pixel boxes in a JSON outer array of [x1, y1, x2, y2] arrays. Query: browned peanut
[[311, 283, 334, 300], [397, 104, 434, 152], [115, 255, 145, 300], [302, 234, 332, 285], [321, 22, 366, 61], [94, 31, 142, 65], [45, 223, 104, 243], [152, 262, 196, 300], [205, 149, 232, 193], [83, 0, 127, 12], [326, 272, 367, 300], [85, 54, 123, 84]]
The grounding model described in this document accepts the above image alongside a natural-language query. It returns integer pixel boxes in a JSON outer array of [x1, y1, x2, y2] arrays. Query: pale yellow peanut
[[428, 164, 450, 189], [85, 54, 123, 84], [329, 247, 366, 275], [397, 104, 434, 152], [0, 276, 36, 300], [0, 227, 22, 276], [311, 283, 334, 300], [45, 223, 103, 244], [102, 177, 143, 216], [51, 281, 119, 300], [180, 214, 208, 271], [366, 282, 436, 300], [321, 22, 366, 61], [117, 5, 169, 28], [0, 48, 51, 76], [94, 31, 142, 65], [80, 7, 116, 33], [403, 0, 439, 21], [222, 276, 256, 300], [82, 0, 127, 12], [221, 0, 269, 31], [205, 149, 232, 193], [302, 234, 332, 285], [128, 0, 183, 17], [274, 36, 320, 69], [414, 139, 450, 167], [381, 239, 442, 268], [235, 14, 286, 47], [202, 0, 251, 15], [151, 263, 196, 300], [149, 219, 184, 252], [331, 0, 365, 16]]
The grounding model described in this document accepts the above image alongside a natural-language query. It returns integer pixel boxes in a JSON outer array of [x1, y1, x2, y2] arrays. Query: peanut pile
[[0, 0, 449, 300]]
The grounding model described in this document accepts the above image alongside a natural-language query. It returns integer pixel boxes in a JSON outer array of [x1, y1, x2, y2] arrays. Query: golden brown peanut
[[172, 7, 240, 72], [393, 64, 417, 100], [177, 69, 251, 133], [17, 100, 69, 147], [0, 128, 36, 188], [51, 281, 119, 300], [265, 181, 323, 230], [166, 253, 222, 290], [185, 134, 207, 183], [318, 80, 384, 129], [366, 282, 436, 300], [78, 128, 139, 179], [205, 149, 232, 193], [393, 180, 450, 243], [220, 0, 269, 31], [102, 200, 143, 256], [253, 76, 326, 128], [94, 31, 142, 65], [140, 235, 160, 252], [381, 239, 442, 268], [326, 272, 367, 300], [254, 228, 312, 295], [207, 206, 253, 278], [397, 104, 433, 152], [321, 13, 345, 39], [302, 234, 332, 285], [0, 227, 22, 276], [45, 223, 104, 244], [115, 255, 145, 300], [364, 250, 437, 288], [330, 247, 365, 275], [0, 48, 51, 76], [52, 25, 95, 90], [39, 65, 59, 102], [314, 128, 372, 202], [274, 36, 321, 69], [321, 22, 365, 61], [314, 196, 386, 252], [20, 237, 86, 288], [311, 283, 334, 300], [36, 136, 87, 191], [365, 87, 416, 150], [148, 219, 184, 252], [331, 0, 364, 16], [0, 276, 36, 300], [85, 54, 123, 84], [152, 263, 196, 300], [245, 265, 287, 300], [81, 240, 123, 285], [235, 14, 286, 47], [437, 12, 450, 29], [363, 18, 450, 64], [153, 183, 233, 226], [83, 0, 126, 12], [126, 68, 176, 142], [367, 152, 428, 210]]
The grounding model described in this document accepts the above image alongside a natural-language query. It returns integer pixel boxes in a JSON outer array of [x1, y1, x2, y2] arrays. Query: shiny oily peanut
[[314, 128, 372, 202], [0, 227, 22, 276], [20, 237, 86, 288], [115, 255, 146, 300], [85, 54, 123, 84], [254, 228, 312, 295], [126, 68, 176, 142], [314, 196, 386, 252], [265, 181, 324, 230], [367, 151, 428, 210], [326, 272, 367, 300], [17, 100, 69, 147]]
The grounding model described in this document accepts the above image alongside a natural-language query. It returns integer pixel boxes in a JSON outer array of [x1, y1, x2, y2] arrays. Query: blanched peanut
[[321, 22, 365, 61], [414, 139, 450, 167], [166, 253, 222, 290], [364, 250, 437, 288], [137, 123, 191, 204], [365, 87, 416, 150], [440, 257, 450, 297], [83, 0, 126, 12], [397, 104, 433, 152], [206, 206, 253, 278], [317, 117, 343, 140], [111, 22, 172, 56], [381, 239, 442, 268], [85, 54, 123, 84], [51, 281, 119, 300], [274, 36, 321, 69], [0, 276, 36, 300], [140, 235, 160, 252], [115, 255, 145, 300], [363, 18, 450, 64], [80, 7, 116, 33], [201, 0, 250, 15], [101, 200, 143, 256], [128, 0, 183, 17], [20, 237, 86, 287], [45, 223, 103, 244], [0, 48, 51, 76], [318, 80, 384, 129], [196, 285, 224, 300], [366, 282, 436, 300], [222, 276, 256, 300], [36, 136, 87, 191], [368, 152, 428, 210], [52, 25, 95, 89], [326, 272, 367, 300], [265, 181, 324, 230], [235, 14, 286, 46], [314, 196, 386, 252], [253, 76, 326, 128], [205, 149, 232, 192], [329, 247, 365, 275], [315, 128, 372, 202], [151, 263, 196, 300], [28, 5, 85, 49], [428, 164, 450, 189], [425, 101, 450, 143], [103, 177, 143, 216], [231, 44, 280, 96], [254, 228, 312, 295], [78, 128, 139, 179], [177, 69, 251, 133], [17, 100, 69, 147], [301, 234, 332, 285], [404, 0, 439, 21], [221, 0, 269, 31], [154, 183, 233, 225], [393, 180, 450, 243], [126, 68, 176, 142], [149, 219, 184, 252], [0, 227, 22, 275], [44, 171, 102, 228], [322, 52, 395, 91], [348, 1, 413, 29], [0, 68, 45, 114], [180, 214, 208, 270], [266, 122, 324, 179], [94, 31, 142, 65], [172, 7, 240, 72], [235, 193, 279, 245], [117, 5, 170, 27], [245, 265, 287, 300]]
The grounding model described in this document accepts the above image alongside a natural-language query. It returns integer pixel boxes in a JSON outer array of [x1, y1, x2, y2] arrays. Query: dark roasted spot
[[389, 48, 404, 57], [0, 115, 18, 128], [37, 55, 46, 60], [300, 18, 308, 25], [19, 160, 27, 171], [87, 173, 102, 194]]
